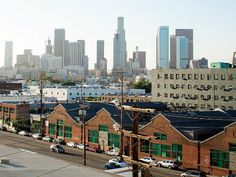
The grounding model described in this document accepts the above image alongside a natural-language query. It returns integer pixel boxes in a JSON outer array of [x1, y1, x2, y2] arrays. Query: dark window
[[210, 149, 229, 169], [140, 140, 149, 153], [99, 124, 108, 132]]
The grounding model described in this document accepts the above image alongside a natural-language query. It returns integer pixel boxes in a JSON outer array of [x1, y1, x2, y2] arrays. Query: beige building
[[152, 68, 236, 110]]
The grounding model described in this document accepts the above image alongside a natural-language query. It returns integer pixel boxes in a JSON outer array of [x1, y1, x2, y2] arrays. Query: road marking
[[19, 148, 37, 154]]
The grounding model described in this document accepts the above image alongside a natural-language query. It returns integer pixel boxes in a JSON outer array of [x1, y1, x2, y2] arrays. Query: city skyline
[[0, 0, 235, 70]]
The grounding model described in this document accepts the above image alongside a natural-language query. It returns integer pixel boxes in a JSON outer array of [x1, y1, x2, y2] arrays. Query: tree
[[134, 78, 151, 93], [31, 122, 40, 133]]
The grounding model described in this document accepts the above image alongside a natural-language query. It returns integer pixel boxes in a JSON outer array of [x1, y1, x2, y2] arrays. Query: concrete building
[[176, 29, 193, 61], [176, 36, 189, 69], [191, 58, 208, 68], [152, 68, 236, 110], [68, 42, 79, 65], [113, 17, 127, 70], [4, 41, 13, 68], [45, 38, 52, 54], [96, 40, 104, 70], [156, 26, 169, 69], [170, 35, 176, 68], [16, 49, 40, 70], [133, 50, 146, 69], [63, 40, 69, 66], [54, 29, 65, 60], [78, 40, 85, 67], [211, 62, 231, 69], [40, 54, 62, 72]]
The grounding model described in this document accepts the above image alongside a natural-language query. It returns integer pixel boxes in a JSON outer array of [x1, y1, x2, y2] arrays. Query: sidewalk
[[0, 144, 116, 177]]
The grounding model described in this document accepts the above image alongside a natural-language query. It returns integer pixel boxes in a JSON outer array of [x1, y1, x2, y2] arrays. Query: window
[[210, 149, 229, 169], [154, 132, 167, 140], [108, 133, 120, 148], [57, 120, 64, 137], [157, 84, 160, 88], [214, 74, 219, 80], [229, 143, 236, 152], [188, 74, 192, 79], [176, 74, 180, 80], [64, 126, 72, 138], [140, 140, 149, 153], [172, 144, 182, 161], [9, 108, 15, 113], [150, 143, 171, 157], [164, 93, 168, 98], [49, 124, 55, 135], [70, 93, 72, 95], [57, 92, 59, 95], [170, 74, 174, 79], [3, 107, 8, 112], [221, 74, 226, 80], [88, 130, 99, 143], [194, 74, 198, 80], [164, 74, 168, 79], [0, 107, 2, 112], [99, 124, 108, 132], [200, 74, 205, 80]]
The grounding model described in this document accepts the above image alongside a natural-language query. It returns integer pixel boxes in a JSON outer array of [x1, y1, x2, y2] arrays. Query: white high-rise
[[113, 17, 127, 70], [4, 41, 13, 68]]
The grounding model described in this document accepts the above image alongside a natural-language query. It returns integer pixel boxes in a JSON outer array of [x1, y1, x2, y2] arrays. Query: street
[[0, 131, 182, 177]]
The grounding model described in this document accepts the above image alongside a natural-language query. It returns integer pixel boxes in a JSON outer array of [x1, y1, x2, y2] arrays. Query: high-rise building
[[170, 35, 176, 68], [46, 38, 52, 54], [176, 36, 189, 69], [63, 40, 69, 67], [54, 29, 65, 60], [77, 40, 85, 67], [113, 17, 127, 70], [4, 41, 13, 68], [156, 26, 169, 69], [191, 58, 208, 68], [176, 29, 193, 61], [96, 40, 104, 70], [68, 42, 79, 65], [133, 50, 146, 69]]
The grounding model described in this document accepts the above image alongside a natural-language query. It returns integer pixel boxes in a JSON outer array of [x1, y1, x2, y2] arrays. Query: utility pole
[[132, 110, 139, 177], [120, 69, 124, 161], [40, 80, 44, 136]]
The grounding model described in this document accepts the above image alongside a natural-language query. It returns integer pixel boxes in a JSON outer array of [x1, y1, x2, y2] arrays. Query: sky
[[0, 0, 235, 70]]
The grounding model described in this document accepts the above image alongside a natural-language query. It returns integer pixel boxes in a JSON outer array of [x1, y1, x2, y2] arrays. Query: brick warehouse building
[[138, 111, 236, 176], [0, 102, 30, 126], [44, 101, 236, 176]]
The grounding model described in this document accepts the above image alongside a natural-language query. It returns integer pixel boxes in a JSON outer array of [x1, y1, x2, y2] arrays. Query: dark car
[[50, 144, 65, 153], [104, 162, 122, 170], [181, 170, 206, 177]]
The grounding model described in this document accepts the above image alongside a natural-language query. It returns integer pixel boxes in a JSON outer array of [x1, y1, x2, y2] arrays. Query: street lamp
[[79, 105, 87, 166]]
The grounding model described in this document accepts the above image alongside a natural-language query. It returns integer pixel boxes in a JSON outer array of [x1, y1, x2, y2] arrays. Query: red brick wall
[[139, 114, 198, 169], [200, 123, 236, 176], [46, 105, 82, 143]]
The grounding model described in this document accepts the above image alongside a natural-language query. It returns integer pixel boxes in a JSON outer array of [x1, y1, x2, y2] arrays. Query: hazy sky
[[0, 0, 235, 70]]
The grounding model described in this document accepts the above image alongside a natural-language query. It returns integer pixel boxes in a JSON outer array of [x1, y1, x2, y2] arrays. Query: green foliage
[[12, 119, 30, 132], [134, 78, 151, 93], [62, 81, 75, 86], [31, 122, 40, 133]]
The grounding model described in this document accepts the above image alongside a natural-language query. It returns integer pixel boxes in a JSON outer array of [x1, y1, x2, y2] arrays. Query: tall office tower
[[83, 55, 89, 76], [4, 41, 13, 68], [113, 17, 127, 70], [96, 40, 104, 70], [54, 29, 65, 59], [156, 26, 169, 69], [63, 40, 69, 66], [133, 50, 146, 69], [176, 36, 189, 69], [68, 42, 79, 65], [77, 40, 85, 67], [176, 29, 193, 61], [46, 38, 52, 54], [170, 35, 176, 68]]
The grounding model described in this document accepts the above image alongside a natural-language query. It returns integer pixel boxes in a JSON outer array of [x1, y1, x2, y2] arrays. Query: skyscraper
[[63, 40, 69, 66], [133, 51, 146, 69], [156, 26, 169, 69], [46, 38, 52, 54], [68, 42, 79, 65], [176, 36, 189, 69], [77, 40, 85, 67], [4, 41, 13, 68], [96, 40, 104, 70], [113, 17, 127, 70], [170, 35, 176, 68], [54, 29, 65, 60], [176, 29, 193, 61]]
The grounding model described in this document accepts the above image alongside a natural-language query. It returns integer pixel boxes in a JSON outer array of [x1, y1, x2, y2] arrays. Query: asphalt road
[[0, 131, 182, 177]]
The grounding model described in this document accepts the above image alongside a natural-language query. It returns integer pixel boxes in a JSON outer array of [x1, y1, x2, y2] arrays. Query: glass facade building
[[156, 26, 169, 69], [176, 36, 189, 69]]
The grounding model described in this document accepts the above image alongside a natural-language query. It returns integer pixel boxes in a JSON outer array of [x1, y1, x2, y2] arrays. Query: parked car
[[77, 143, 89, 150], [53, 138, 65, 145], [104, 162, 122, 170], [139, 157, 157, 164], [32, 133, 42, 140], [157, 159, 179, 169], [181, 170, 206, 177], [106, 148, 120, 156], [50, 144, 65, 153], [8, 128, 18, 134], [42, 136, 53, 142], [18, 131, 29, 136], [66, 141, 78, 148], [108, 159, 128, 167]]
